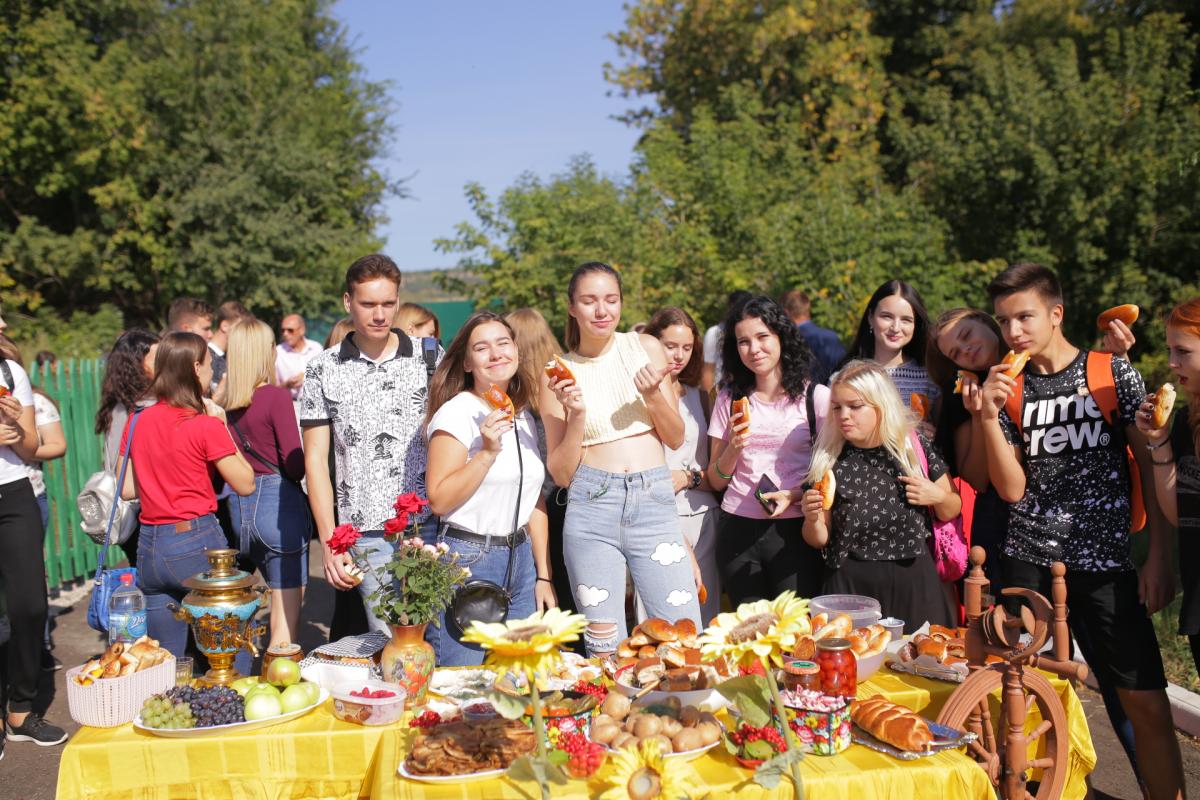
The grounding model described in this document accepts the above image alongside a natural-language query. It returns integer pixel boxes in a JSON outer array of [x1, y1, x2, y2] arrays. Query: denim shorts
[[226, 474, 311, 589], [430, 528, 536, 667], [563, 464, 701, 654]]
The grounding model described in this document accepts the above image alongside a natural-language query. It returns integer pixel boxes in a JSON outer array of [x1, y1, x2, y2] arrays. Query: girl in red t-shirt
[[120, 332, 255, 664]]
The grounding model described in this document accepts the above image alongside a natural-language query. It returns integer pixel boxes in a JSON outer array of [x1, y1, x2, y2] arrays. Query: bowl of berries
[[556, 729, 608, 779], [330, 680, 407, 726]]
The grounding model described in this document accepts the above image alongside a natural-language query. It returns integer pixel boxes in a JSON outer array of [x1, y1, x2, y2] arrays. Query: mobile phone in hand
[[755, 474, 779, 514]]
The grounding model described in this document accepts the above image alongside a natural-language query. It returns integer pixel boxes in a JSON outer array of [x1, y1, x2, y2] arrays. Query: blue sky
[[331, 1, 643, 271]]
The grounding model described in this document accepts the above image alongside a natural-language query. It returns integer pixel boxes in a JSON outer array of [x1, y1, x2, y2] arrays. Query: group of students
[[1, 254, 1198, 799]]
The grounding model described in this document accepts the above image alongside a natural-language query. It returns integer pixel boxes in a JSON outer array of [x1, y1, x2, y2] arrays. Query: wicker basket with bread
[[67, 636, 176, 727]]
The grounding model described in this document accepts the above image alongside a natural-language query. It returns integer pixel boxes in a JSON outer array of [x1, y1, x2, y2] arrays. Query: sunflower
[[460, 607, 586, 677], [598, 739, 695, 800], [697, 591, 811, 668]]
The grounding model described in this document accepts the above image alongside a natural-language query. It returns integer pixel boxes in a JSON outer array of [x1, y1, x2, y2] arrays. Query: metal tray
[[852, 719, 977, 760]]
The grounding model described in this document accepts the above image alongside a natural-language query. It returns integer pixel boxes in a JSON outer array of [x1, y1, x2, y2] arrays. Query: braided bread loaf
[[850, 696, 934, 752]]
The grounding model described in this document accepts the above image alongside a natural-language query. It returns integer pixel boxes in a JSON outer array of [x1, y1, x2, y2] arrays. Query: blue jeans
[[563, 465, 701, 655], [137, 514, 251, 675], [227, 475, 310, 589], [430, 531, 536, 667], [353, 520, 439, 635]]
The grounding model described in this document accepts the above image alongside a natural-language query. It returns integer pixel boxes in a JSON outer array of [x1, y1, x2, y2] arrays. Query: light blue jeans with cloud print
[[563, 464, 701, 656]]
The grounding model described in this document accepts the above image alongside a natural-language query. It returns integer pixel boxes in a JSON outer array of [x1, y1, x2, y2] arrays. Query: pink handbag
[[909, 432, 968, 582]]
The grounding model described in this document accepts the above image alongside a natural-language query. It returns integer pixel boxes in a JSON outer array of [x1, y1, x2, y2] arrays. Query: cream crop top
[[561, 331, 655, 446]]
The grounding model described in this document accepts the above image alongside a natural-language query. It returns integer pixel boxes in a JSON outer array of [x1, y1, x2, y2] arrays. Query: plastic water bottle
[[108, 573, 147, 645]]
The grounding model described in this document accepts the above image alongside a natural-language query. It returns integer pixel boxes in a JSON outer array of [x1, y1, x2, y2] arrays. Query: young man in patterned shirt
[[300, 254, 442, 633], [979, 262, 1182, 800]]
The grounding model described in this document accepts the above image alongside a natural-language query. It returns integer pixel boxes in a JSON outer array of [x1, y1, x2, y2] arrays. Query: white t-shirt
[[0, 359, 35, 486], [427, 391, 545, 536], [663, 385, 716, 516], [24, 392, 61, 495], [702, 325, 723, 384]]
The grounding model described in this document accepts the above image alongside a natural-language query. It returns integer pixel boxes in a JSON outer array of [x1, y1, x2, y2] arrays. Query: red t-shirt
[[120, 402, 237, 525]]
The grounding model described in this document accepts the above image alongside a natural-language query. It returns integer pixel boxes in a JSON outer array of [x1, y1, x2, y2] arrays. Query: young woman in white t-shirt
[[425, 312, 555, 666], [707, 296, 829, 605], [0, 349, 69, 745]]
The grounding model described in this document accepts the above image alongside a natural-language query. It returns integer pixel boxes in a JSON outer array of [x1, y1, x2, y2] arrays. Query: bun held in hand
[[1096, 304, 1139, 331], [1000, 350, 1030, 379], [1151, 383, 1176, 429]]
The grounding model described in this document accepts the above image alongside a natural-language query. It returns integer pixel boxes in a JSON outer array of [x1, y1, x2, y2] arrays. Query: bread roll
[[1097, 304, 1139, 331], [851, 696, 934, 752], [910, 393, 930, 420], [731, 397, 750, 427], [1151, 383, 1176, 429], [640, 617, 677, 643], [813, 471, 836, 511], [1001, 350, 1030, 379]]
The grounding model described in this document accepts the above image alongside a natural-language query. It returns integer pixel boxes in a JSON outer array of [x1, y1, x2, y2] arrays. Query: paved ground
[[5, 560, 1200, 799]]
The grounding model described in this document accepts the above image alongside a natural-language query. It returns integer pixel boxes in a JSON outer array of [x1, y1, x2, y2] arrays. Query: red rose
[[327, 523, 361, 555], [383, 515, 407, 537], [393, 492, 429, 515]]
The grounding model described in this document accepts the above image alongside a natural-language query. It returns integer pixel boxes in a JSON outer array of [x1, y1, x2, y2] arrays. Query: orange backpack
[[1003, 351, 1146, 533]]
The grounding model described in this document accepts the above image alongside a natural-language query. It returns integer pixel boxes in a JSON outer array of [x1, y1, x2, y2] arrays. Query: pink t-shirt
[[709, 385, 830, 519]]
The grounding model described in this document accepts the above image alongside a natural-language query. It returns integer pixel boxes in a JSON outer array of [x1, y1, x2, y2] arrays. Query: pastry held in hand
[[910, 393, 930, 421], [1000, 350, 1030, 379], [813, 471, 836, 511], [952, 370, 976, 395], [544, 355, 575, 384], [1151, 383, 1176, 429], [1096, 304, 1139, 331], [730, 396, 750, 428], [851, 696, 934, 752], [482, 384, 515, 419]]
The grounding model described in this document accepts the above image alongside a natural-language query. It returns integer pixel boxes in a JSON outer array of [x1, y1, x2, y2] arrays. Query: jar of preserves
[[782, 659, 821, 692], [816, 638, 856, 699]]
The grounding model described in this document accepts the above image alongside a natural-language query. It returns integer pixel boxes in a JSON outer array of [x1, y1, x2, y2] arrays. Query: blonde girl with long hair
[[799, 360, 959, 631], [223, 318, 310, 648]]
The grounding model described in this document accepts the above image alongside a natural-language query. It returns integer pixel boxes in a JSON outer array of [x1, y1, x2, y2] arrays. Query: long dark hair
[[565, 262, 622, 351], [426, 311, 533, 425], [96, 328, 160, 435], [719, 295, 812, 402], [846, 280, 931, 366], [644, 307, 703, 388], [149, 332, 208, 413]]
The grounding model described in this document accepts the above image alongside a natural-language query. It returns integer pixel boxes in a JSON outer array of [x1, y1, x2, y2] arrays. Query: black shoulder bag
[[450, 426, 524, 629], [228, 417, 314, 529]]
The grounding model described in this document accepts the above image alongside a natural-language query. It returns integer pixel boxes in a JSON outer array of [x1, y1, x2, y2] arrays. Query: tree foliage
[[0, 0, 395, 348], [443, 1, 1198, 355]]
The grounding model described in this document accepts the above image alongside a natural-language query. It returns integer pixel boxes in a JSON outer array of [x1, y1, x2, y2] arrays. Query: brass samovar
[[168, 549, 269, 686]]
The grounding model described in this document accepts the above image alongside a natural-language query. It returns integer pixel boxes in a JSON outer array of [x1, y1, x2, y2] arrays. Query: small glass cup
[[175, 657, 194, 686]]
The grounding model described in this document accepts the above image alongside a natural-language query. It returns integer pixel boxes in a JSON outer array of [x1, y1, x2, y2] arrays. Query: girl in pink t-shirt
[[707, 296, 829, 604]]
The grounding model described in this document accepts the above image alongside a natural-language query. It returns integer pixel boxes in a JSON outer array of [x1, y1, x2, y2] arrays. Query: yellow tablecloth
[[57, 670, 1096, 800]]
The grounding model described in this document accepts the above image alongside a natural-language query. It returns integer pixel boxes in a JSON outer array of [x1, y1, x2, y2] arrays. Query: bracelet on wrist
[[714, 462, 734, 481], [536, 577, 553, 584], [1147, 438, 1170, 452]]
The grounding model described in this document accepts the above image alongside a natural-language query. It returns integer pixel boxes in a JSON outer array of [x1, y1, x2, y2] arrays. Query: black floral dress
[[819, 434, 955, 632]]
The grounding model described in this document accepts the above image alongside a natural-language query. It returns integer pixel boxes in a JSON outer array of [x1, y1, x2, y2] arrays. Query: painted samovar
[[167, 549, 269, 686]]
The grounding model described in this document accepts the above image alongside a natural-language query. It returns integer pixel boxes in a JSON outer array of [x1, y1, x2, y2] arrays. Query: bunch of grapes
[[186, 686, 244, 727], [139, 694, 196, 729]]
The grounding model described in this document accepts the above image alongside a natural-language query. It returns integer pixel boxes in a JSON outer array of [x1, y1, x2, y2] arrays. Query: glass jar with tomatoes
[[816, 638, 857, 699]]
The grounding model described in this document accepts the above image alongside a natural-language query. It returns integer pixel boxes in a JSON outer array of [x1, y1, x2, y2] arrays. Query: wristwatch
[[688, 468, 702, 490]]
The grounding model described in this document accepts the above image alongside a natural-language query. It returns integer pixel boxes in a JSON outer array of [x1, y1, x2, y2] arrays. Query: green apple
[[246, 682, 280, 699], [280, 683, 313, 714], [266, 657, 301, 688], [296, 680, 321, 705], [230, 676, 260, 697], [243, 692, 283, 721]]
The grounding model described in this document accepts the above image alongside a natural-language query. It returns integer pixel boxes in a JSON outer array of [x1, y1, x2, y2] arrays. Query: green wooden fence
[[29, 359, 117, 590]]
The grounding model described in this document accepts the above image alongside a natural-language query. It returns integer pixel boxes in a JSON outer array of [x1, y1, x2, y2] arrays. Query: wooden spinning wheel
[[936, 548, 1088, 800]]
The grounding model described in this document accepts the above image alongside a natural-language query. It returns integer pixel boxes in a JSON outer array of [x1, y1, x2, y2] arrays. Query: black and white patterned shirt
[[998, 350, 1145, 572], [299, 330, 441, 531], [823, 433, 947, 568]]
